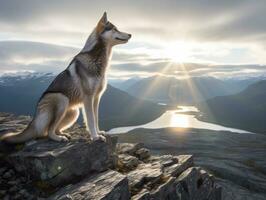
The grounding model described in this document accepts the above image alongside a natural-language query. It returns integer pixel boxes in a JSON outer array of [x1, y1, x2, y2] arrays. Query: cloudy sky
[[1, 0, 266, 79]]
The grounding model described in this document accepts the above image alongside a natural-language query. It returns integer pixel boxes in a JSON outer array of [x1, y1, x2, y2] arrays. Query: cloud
[[0, 41, 78, 73], [1, 1, 266, 77], [0, 0, 266, 45], [1, 40, 266, 80]]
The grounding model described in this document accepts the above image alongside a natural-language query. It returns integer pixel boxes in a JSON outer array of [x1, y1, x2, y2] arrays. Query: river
[[108, 106, 252, 134]]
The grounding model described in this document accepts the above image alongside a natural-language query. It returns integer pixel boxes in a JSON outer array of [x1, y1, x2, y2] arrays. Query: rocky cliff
[[0, 112, 221, 200]]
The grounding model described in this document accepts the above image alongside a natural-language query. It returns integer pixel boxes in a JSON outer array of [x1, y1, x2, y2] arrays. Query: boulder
[[50, 170, 130, 200], [175, 167, 222, 200], [135, 148, 150, 160], [130, 155, 194, 200], [116, 143, 150, 161], [117, 154, 139, 172], [127, 163, 163, 191], [116, 143, 144, 155], [6, 135, 116, 187]]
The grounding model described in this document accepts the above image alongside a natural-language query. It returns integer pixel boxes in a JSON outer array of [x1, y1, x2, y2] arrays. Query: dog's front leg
[[93, 94, 105, 135], [83, 95, 106, 142]]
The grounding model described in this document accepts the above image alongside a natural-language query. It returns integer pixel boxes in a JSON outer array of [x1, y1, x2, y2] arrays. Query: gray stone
[[7, 180, 18, 185], [164, 155, 193, 177], [135, 148, 150, 160], [149, 177, 177, 200], [8, 185, 18, 193], [175, 167, 221, 200], [6, 135, 117, 187], [50, 170, 130, 200], [0, 167, 7, 175], [2, 170, 13, 179], [132, 189, 150, 200], [116, 143, 144, 155], [127, 163, 163, 190], [117, 154, 139, 171], [0, 190, 6, 197]]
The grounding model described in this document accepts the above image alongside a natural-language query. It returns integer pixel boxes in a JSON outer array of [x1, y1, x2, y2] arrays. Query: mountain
[[198, 80, 266, 134], [125, 75, 249, 104], [0, 73, 166, 130], [109, 76, 141, 91]]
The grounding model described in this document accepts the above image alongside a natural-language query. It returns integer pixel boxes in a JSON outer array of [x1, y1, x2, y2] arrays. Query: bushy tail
[[0, 125, 35, 144]]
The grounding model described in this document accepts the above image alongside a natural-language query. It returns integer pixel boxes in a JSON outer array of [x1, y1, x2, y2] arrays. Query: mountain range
[[113, 75, 255, 104], [198, 80, 266, 134], [0, 73, 166, 130]]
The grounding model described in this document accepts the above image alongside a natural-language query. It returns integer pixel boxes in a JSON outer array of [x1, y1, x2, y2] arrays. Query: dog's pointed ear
[[96, 12, 108, 34], [101, 12, 108, 24]]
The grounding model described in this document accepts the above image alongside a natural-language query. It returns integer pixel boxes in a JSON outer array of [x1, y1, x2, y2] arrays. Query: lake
[[108, 106, 252, 134]]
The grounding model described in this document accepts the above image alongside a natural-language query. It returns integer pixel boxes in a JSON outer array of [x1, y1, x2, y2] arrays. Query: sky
[[1, 0, 266, 79]]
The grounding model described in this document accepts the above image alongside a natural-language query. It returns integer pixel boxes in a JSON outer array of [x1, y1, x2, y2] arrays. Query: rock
[[7, 180, 18, 185], [175, 167, 222, 200], [135, 148, 150, 160], [129, 155, 194, 200], [8, 185, 18, 193], [6, 135, 117, 187], [0, 190, 6, 197], [149, 177, 177, 200], [3, 195, 10, 200], [1, 112, 222, 200], [127, 163, 163, 194], [163, 155, 193, 177], [132, 189, 150, 200], [0, 167, 7, 175], [2, 170, 13, 179], [116, 143, 144, 155], [117, 154, 139, 172], [50, 170, 130, 200]]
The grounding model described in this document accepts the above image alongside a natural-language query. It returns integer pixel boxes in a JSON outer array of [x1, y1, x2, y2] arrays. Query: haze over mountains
[[113, 75, 259, 104]]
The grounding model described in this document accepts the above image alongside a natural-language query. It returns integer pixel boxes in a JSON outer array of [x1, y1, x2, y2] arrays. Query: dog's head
[[96, 12, 131, 46]]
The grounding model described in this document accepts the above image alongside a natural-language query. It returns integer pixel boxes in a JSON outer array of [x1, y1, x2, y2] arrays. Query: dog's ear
[[96, 12, 108, 34]]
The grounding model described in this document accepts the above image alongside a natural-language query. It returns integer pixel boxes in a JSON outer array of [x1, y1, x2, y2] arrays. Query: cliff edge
[[0, 112, 221, 200]]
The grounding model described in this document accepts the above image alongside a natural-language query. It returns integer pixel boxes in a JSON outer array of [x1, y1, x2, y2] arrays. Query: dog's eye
[[105, 26, 112, 31]]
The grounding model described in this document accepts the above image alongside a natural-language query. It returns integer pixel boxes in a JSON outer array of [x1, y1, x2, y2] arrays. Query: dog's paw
[[98, 130, 106, 136], [61, 133, 72, 140], [92, 135, 106, 142], [59, 136, 69, 142]]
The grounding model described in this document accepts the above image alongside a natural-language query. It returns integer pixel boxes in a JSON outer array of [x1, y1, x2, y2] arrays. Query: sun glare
[[163, 41, 190, 63], [170, 112, 189, 128]]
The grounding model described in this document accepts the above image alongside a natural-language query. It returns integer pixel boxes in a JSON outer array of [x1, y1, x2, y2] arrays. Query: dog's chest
[[84, 76, 107, 94]]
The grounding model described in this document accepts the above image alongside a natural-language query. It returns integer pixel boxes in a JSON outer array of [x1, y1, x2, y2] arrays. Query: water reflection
[[108, 106, 252, 134]]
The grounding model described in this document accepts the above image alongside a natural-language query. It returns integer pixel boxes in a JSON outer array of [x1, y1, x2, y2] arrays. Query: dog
[[0, 12, 131, 143]]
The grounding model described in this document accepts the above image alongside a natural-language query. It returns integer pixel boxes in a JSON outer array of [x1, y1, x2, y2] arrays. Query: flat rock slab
[[127, 163, 163, 190], [6, 136, 116, 187], [50, 170, 130, 200]]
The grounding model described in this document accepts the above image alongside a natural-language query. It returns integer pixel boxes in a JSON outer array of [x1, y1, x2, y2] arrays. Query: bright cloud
[[0, 0, 266, 79]]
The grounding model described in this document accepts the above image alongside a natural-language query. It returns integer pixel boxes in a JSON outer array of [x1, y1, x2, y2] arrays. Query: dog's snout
[[128, 34, 132, 38]]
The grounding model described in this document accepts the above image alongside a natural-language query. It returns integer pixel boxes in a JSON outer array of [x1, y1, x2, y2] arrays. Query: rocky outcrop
[[50, 170, 130, 200], [6, 137, 116, 188], [0, 112, 222, 200], [115, 144, 221, 200]]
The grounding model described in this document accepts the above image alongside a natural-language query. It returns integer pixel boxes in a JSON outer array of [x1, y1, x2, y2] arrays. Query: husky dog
[[0, 12, 131, 143]]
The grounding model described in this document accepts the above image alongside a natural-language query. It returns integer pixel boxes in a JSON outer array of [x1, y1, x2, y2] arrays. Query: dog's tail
[[0, 125, 35, 144]]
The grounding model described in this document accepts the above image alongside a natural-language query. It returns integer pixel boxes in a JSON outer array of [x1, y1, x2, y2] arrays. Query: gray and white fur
[[0, 12, 131, 143]]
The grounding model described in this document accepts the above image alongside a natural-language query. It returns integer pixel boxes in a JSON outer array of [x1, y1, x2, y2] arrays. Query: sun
[[162, 41, 190, 63]]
